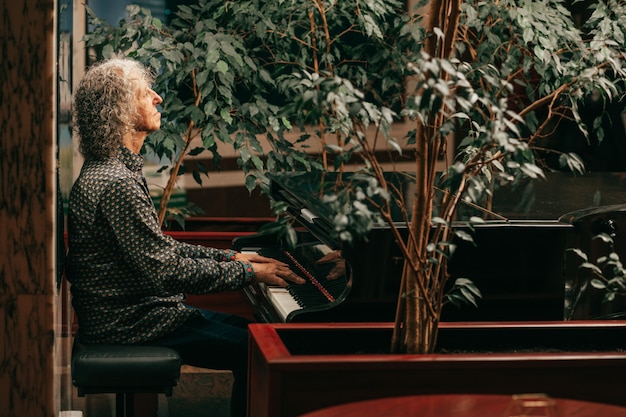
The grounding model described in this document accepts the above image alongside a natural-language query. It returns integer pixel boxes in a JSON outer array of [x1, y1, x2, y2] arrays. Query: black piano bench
[[71, 338, 182, 417]]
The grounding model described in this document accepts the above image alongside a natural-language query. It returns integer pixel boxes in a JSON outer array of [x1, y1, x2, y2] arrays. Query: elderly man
[[66, 56, 304, 417]]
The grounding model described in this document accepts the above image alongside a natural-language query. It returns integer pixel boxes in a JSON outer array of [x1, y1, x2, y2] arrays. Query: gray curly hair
[[73, 57, 155, 160]]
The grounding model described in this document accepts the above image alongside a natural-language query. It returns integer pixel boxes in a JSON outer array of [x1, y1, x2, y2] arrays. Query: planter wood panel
[[247, 321, 626, 417]]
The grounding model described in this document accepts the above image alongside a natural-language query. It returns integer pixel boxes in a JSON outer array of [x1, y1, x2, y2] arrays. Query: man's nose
[[152, 89, 163, 104]]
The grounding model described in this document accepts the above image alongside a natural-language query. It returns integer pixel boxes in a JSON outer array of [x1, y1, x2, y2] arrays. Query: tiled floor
[[164, 366, 233, 417]]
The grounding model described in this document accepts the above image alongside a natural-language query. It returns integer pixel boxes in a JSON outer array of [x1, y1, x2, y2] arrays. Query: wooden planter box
[[247, 321, 626, 417]]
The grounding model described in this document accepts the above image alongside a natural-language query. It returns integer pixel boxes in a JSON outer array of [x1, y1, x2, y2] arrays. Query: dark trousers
[[145, 307, 250, 417]]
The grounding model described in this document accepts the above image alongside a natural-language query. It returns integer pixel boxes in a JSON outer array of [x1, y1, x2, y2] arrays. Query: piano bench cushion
[[71, 339, 182, 395]]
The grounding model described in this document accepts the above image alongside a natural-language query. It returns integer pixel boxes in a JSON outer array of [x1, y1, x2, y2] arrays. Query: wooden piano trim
[[247, 321, 626, 417], [165, 230, 257, 249]]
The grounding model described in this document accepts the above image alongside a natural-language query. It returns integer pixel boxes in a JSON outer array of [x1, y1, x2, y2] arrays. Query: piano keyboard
[[246, 243, 349, 322]]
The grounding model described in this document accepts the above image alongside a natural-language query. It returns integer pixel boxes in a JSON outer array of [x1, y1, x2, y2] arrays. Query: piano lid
[[268, 171, 416, 248], [269, 171, 626, 226]]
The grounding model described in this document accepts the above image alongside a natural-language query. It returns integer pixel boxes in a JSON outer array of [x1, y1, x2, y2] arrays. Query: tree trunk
[[391, 0, 462, 354]]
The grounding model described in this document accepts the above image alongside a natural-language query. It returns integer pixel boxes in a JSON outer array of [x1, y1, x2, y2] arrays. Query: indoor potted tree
[[81, 0, 626, 414]]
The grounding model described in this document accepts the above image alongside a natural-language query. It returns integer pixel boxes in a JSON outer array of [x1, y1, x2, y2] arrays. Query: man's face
[[134, 83, 163, 133]]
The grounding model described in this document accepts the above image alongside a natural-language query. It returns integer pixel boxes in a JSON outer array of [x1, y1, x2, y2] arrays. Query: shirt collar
[[117, 146, 144, 173]]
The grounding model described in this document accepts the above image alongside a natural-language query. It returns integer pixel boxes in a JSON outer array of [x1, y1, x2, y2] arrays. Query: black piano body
[[234, 171, 626, 323]]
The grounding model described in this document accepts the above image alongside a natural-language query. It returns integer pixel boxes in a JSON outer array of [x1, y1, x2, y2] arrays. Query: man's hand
[[316, 251, 346, 280], [236, 252, 306, 287]]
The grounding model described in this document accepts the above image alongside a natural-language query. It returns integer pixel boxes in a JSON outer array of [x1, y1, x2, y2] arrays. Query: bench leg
[[116, 393, 134, 417], [115, 392, 158, 417]]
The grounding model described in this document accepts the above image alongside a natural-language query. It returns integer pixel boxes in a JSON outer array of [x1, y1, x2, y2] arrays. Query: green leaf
[[216, 60, 229, 74], [590, 279, 607, 289], [240, 147, 251, 163], [285, 225, 298, 249], [251, 154, 264, 170], [593, 233, 614, 245], [220, 108, 233, 124], [192, 170, 202, 185], [567, 248, 588, 262], [580, 262, 603, 275], [454, 230, 474, 243], [245, 174, 257, 192], [102, 44, 114, 58]]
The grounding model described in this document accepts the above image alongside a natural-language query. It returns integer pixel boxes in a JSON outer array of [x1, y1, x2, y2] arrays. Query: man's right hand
[[248, 256, 306, 287]]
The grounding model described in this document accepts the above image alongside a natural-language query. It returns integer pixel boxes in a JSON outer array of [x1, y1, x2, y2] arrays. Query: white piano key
[[267, 287, 301, 322]]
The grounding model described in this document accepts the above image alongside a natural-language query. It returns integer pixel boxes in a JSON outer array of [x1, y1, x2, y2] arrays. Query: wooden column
[[0, 0, 58, 416]]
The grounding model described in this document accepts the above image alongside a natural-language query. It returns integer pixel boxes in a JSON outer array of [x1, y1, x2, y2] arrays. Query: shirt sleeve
[[168, 235, 228, 259], [100, 177, 253, 294]]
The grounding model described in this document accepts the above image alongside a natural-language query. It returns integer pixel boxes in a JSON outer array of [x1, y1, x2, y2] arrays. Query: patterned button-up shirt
[[66, 146, 253, 344]]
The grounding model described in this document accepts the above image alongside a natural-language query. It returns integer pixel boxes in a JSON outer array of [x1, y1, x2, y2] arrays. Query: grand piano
[[234, 171, 626, 323]]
